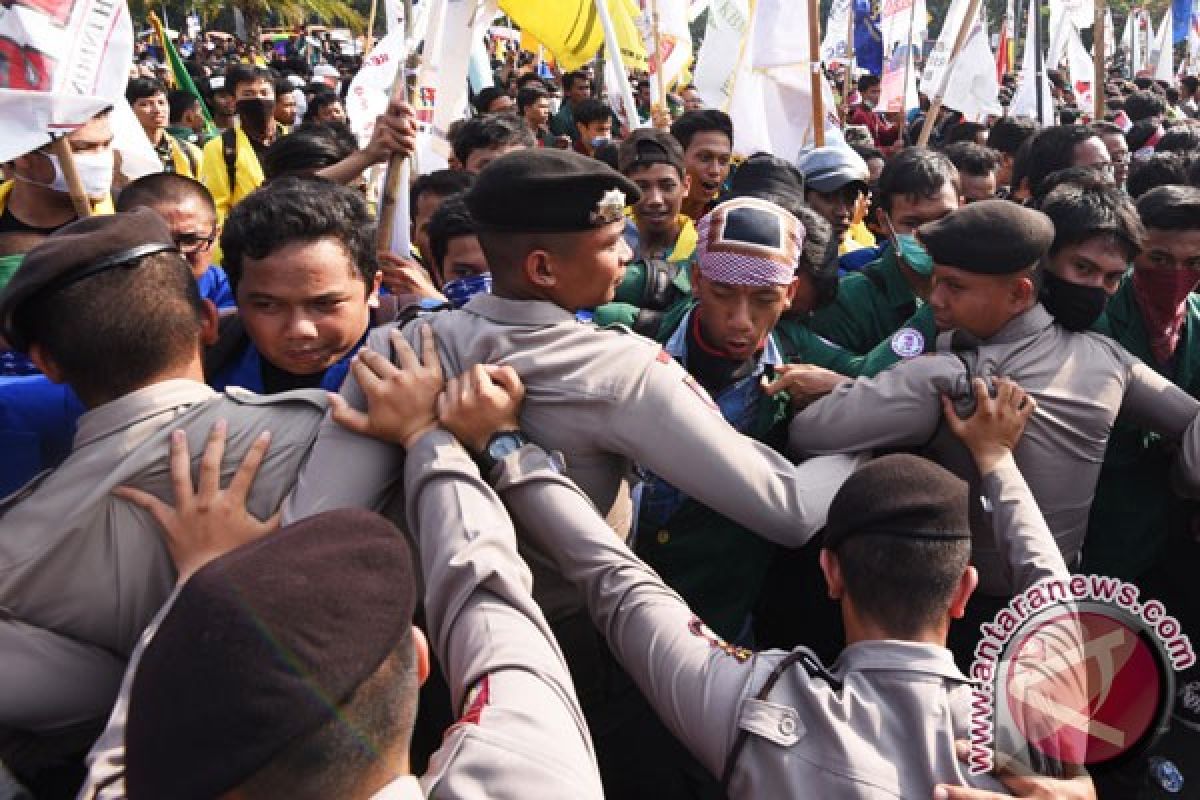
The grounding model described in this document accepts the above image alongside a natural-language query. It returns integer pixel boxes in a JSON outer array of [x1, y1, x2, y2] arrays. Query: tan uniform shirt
[[789, 305, 1200, 595], [80, 429, 604, 800], [284, 294, 862, 619], [0, 379, 328, 731], [489, 441, 1069, 798]]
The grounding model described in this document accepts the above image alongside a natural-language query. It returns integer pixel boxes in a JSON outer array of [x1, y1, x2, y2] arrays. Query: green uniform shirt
[[1085, 279, 1200, 579], [809, 247, 923, 355]]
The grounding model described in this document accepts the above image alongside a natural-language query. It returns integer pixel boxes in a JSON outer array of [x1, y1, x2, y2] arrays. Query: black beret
[[466, 148, 642, 233], [125, 509, 417, 800], [0, 208, 177, 351], [617, 129, 685, 176], [917, 199, 1054, 275], [823, 454, 971, 551]]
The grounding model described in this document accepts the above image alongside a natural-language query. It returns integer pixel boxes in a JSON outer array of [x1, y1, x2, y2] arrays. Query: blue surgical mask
[[442, 273, 492, 308], [591, 136, 611, 151]]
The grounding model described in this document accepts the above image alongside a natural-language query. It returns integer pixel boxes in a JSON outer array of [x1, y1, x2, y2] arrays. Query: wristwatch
[[477, 430, 529, 474]]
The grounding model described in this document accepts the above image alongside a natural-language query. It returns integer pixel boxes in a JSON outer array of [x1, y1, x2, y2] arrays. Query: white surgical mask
[[18, 148, 115, 199]]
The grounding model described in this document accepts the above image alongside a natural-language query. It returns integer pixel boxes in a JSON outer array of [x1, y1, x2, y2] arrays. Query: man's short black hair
[[857, 74, 881, 93], [986, 115, 1038, 156], [836, 534, 970, 639], [21, 250, 205, 407], [1126, 153, 1195, 199], [426, 193, 476, 276], [262, 124, 357, 182], [1182, 76, 1199, 94], [562, 70, 591, 92], [220, 176, 377, 296], [1036, 173, 1143, 260], [573, 97, 613, 127], [1024, 124, 1103, 197], [876, 147, 960, 212], [1137, 185, 1200, 231], [517, 85, 548, 115], [473, 87, 507, 114], [515, 72, 546, 90], [307, 92, 343, 118], [943, 121, 988, 146], [941, 142, 1001, 177], [126, 77, 166, 105], [1157, 126, 1200, 154], [670, 109, 733, 152], [167, 89, 201, 125], [451, 113, 535, 165], [1125, 90, 1166, 122], [227, 64, 275, 94], [116, 172, 217, 217], [409, 169, 475, 213]]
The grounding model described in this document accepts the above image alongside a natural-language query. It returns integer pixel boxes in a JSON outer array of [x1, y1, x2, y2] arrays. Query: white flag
[[920, 0, 972, 97], [880, 0, 920, 113], [941, 11, 1002, 121], [1149, 10, 1173, 80], [0, 0, 135, 163], [1103, 8, 1115, 66], [1048, 0, 1094, 37], [752, 0, 811, 67], [693, 0, 753, 111], [346, 29, 407, 147], [1011, 0, 1054, 125], [641, 0, 693, 104], [821, 0, 854, 65], [1065, 21, 1095, 110], [1189, 0, 1200, 72]]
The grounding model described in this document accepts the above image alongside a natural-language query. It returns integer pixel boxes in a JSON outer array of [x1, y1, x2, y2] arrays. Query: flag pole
[[650, 0, 668, 111], [595, 0, 642, 129], [376, 0, 416, 254], [364, 0, 379, 55], [917, 0, 984, 145], [809, 0, 826, 146], [843, 2, 856, 120], [1033, 0, 1046, 123], [1093, 0, 1105, 120], [50, 137, 93, 219]]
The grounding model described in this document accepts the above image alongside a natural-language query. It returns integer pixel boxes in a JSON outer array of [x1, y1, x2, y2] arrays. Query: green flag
[[149, 11, 217, 137]]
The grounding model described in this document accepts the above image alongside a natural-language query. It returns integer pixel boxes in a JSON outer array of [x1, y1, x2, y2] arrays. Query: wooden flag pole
[[364, 0, 379, 56], [650, 0, 667, 109], [376, 0, 416, 253], [843, 2, 856, 119], [50, 137, 93, 219], [809, 0, 826, 146], [917, 0, 984, 146], [1093, 0, 1106, 120]]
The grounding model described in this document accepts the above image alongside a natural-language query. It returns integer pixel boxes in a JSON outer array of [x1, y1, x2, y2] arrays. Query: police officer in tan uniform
[[457, 362, 1093, 798], [0, 211, 328, 786], [284, 149, 862, 797], [786, 200, 1200, 613], [79, 331, 605, 800]]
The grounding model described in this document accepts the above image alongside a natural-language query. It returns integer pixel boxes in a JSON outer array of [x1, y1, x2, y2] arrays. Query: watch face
[[487, 432, 526, 462]]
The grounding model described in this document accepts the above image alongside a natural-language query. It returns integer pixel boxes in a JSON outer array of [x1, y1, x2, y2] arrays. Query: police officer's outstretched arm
[[606, 350, 864, 547], [459, 371, 765, 780], [334, 328, 604, 798], [941, 377, 1069, 588], [789, 352, 966, 458], [1116, 355, 1200, 497]]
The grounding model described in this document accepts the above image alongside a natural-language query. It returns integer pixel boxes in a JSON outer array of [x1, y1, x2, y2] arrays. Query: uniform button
[[657, 530, 670, 545], [779, 715, 796, 736]]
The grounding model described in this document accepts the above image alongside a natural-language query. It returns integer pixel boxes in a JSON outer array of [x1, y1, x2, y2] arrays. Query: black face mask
[[236, 97, 275, 133], [1041, 269, 1109, 332]]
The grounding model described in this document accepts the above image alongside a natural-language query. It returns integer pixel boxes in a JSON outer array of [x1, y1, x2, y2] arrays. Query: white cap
[[314, 63, 339, 78]]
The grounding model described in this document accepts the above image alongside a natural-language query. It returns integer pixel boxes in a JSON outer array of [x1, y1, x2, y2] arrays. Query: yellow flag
[[499, 0, 646, 72]]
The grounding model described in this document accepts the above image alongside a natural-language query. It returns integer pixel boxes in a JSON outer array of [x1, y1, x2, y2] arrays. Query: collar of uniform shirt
[[72, 378, 216, 450], [837, 639, 969, 682], [461, 293, 581, 326]]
